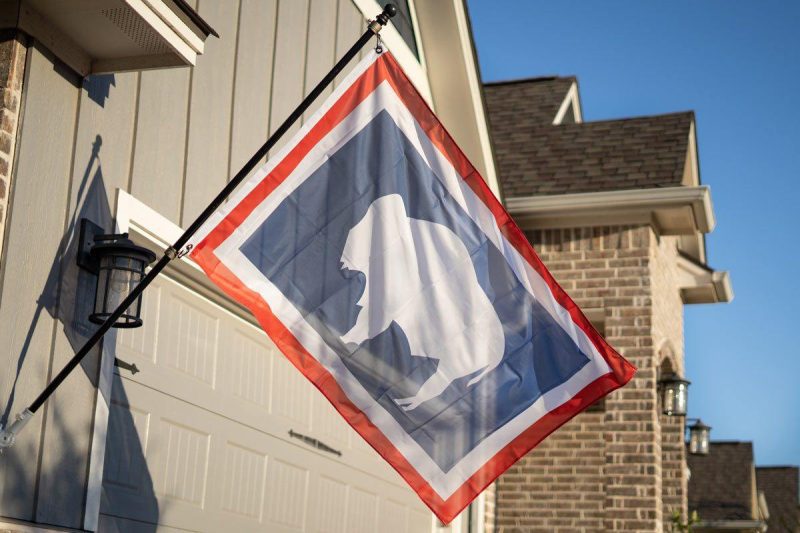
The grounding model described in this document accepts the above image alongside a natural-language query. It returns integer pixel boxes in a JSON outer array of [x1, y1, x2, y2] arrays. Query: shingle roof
[[489, 110, 694, 197], [688, 442, 756, 521], [484, 76, 576, 127], [757, 467, 800, 533]]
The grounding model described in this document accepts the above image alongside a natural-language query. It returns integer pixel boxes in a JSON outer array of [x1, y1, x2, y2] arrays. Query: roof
[[170, 0, 220, 38], [486, 107, 694, 197], [484, 76, 576, 128], [756, 466, 800, 533], [688, 442, 756, 521]]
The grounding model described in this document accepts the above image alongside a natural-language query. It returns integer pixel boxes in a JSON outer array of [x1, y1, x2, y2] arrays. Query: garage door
[[98, 274, 432, 532]]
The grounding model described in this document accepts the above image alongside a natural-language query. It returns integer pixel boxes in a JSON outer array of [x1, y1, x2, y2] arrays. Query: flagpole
[[0, 4, 398, 450]]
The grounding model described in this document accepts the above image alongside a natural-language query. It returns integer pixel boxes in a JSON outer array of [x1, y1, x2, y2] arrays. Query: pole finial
[[379, 3, 398, 23], [369, 4, 397, 34]]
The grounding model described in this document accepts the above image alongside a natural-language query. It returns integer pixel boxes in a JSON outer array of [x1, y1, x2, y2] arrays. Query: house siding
[[0, 0, 370, 528]]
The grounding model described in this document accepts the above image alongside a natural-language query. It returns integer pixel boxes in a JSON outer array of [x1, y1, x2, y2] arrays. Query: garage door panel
[[345, 486, 379, 533], [312, 476, 347, 533], [102, 389, 158, 525], [219, 442, 268, 520], [271, 352, 314, 429], [381, 499, 410, 533], [158, 284, 219, 387], [153, 418, 211, 507], [100, 274, 432, 531], [226, 326, 273, 410], [264, 458, 310, 530], [310, 385, 351, 448], [116, 285, 161, 364], [410, 508, 432, 532], [104, 379, 215, 531], [103, 377, 430, 531], [119, 276, 393, 477]]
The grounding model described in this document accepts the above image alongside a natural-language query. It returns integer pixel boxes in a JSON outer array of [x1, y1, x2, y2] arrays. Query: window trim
[[350, 0, 433, 106]]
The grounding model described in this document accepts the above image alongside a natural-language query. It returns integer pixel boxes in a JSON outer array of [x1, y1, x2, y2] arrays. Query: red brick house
[[482, 76, 732, 531]]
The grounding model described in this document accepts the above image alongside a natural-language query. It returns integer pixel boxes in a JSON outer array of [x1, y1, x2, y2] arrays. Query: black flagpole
[[0, 4, 398, 449]]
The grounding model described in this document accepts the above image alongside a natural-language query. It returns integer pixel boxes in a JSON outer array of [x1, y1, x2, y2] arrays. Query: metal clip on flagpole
[[0, 4, 397, 452]]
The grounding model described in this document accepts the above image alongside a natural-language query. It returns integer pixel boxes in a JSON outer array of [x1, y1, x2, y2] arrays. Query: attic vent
[[101, 8, 171, 54]]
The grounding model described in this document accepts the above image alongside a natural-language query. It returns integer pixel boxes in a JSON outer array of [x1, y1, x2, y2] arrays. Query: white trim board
[[350, 0, 433, 105], [505, 186, 716, 235], [677, 254, 733, 304], [553, 81, 582, 125]]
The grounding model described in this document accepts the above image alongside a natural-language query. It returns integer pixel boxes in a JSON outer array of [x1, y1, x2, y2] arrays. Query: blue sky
[[467, 0, 800, 466]]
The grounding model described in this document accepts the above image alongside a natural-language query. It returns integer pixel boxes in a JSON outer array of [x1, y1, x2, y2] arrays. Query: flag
[[188, 50, 635, 524]]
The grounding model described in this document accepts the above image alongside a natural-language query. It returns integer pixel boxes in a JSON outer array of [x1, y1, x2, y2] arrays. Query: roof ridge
[[565, 110, 694, 126], [484, 75, 576, 86]]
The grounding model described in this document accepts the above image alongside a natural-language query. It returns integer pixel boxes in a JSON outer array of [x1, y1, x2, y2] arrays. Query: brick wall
[[653, 235, 689, 527], [0, 30, 26, 263], [491, 225, 688, 532], [484, 482, 497, 533]]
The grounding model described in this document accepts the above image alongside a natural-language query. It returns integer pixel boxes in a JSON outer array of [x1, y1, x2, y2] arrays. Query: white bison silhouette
[[339, 194, 504, 411]]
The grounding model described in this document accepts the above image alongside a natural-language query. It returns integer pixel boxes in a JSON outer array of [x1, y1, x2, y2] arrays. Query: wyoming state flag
[[188, 50, 635, 523]]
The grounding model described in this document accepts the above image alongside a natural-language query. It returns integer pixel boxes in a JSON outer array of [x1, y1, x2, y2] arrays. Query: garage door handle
[[288, 429, 342, 457], [114, 357, 139, 375]]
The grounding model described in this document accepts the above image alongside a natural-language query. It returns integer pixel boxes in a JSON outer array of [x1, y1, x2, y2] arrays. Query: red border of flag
[[190, 52, 636, 524]]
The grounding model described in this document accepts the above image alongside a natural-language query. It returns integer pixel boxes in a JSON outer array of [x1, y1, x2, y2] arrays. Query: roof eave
[[677, 252, 734, 304], [506, 186, 733, 305], [505, 185, 716, 234]]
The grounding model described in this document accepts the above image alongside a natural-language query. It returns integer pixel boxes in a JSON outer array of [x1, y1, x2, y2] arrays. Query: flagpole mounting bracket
[[165, 244, 193, 260], [0, 409, 33, 452]]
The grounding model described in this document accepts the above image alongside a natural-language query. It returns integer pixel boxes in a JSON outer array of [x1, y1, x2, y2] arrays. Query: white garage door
[[98, 274, 432, 532]]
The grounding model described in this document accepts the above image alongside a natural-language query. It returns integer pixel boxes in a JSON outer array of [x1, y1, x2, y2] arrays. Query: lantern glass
[[688, 421, 711, 455], [660, 374, 690, 416], [88, 234, 155, 328]]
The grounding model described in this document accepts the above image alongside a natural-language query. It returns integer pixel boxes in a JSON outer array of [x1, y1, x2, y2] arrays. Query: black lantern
[[86, 232, 156, 328], [659, 372, 690, 416], [687, 419, 711, 455]]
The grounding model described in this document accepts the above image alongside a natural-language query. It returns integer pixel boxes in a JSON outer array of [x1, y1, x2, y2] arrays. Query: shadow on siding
[[0, 134, 159, 530]]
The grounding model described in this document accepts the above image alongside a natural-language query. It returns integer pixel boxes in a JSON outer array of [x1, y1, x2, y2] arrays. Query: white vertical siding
[[0, 43, 81, 524], [182, 0, 241, 225]]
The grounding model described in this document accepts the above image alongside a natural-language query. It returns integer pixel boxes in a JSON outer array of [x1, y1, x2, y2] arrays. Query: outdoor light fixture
[[77, 220, 156, 328], [687, 418, 711, 455], [659, 372, 690, 416]]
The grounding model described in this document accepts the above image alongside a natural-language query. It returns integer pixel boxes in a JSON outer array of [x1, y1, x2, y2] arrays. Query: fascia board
[[140, 0, 206, 54], [506, 186, 716, 234], [121, 0, 196, 65], [677, 254, 733, 304], [712, 270, 734, 303]]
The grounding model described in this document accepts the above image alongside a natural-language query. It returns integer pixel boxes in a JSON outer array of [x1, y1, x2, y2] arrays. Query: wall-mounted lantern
[[659, 372, 690, 416], [687, 419, 712, 456], [78, 220, 156, 328]]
